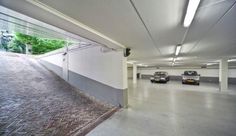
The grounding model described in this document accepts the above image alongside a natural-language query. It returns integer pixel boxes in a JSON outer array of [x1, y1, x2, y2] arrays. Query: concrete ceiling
[[1, 0, 236, 67], [0, 5, 98, 45]]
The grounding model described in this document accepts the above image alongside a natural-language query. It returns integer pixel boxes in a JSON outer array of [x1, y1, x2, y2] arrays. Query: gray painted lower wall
[[39, 60, 127, 107], [141, 74, 236, 84], [229, 78, 236, 84], [68, 70, 127, 107]]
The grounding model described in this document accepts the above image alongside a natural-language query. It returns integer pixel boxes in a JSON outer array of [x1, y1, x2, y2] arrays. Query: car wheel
[[197, 83, 200, 85]]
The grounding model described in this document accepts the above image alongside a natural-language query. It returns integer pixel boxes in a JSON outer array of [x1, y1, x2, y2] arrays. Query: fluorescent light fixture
[[228, 59, 236, 62], [183, 0, 201, 27], [127, 60, 137, 64], [175, 45, 182, 56], [137, 64, 148, 67], [126, 62, 133, 64], [173, 58, 177, 62], [172, 62, 175, 66], [206, 63, 218, 66]]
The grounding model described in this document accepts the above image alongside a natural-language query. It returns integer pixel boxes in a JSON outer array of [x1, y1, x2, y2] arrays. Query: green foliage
[[8, 39, 26, 53], [0, 36, 11, 51], [15, 33, 65, 55]]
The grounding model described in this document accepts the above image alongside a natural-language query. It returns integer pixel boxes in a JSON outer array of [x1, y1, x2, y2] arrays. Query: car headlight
[[161, 78, 165, 80], [150, 77, 154, 80], [182, 76, 187, 80], [194, 76, 200, 80]]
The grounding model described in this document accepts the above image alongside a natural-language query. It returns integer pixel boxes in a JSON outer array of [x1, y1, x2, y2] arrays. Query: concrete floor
[[87, 79, 236, 136]]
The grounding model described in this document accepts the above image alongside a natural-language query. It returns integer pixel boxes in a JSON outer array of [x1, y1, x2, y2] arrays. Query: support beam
[[133, 64, 137, 83], [122, 57, 128, 108], [219, 58, 228, 91]]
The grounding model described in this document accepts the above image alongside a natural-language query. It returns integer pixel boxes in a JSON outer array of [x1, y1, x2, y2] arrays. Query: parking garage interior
[[1, 0, 236, 136]]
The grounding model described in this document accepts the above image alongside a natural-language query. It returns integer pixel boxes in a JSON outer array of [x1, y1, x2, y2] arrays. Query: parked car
[[182, 71, 200, 85], [150, 72, 169, 83]]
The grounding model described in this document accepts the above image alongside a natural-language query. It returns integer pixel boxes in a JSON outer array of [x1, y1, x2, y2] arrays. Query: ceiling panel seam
[[25, 0, 126, 49], [0, 11, 93, 43], [0, 8, 107, 48], [199, 0, 233, 9], [187, 1, 236, 54], [0, 17, 52, 37], [0, 12, 69, 37], [181, 27, 190, 44], [129, 0, 162, 55], [0, 17, 75, 42]]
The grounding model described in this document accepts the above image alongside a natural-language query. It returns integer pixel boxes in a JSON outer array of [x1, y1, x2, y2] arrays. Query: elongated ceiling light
[[207, 63, 218, 66], [184, 0, 200, 27], [127, 60, 137, 64], [173, 58, 176, 62], [175, 45, 182, 56], [228, 59, 236, 62], [172, 62, 175, 66]]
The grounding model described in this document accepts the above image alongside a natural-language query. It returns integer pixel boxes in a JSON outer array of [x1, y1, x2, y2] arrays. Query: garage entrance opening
[[0, 6, 123, 135]]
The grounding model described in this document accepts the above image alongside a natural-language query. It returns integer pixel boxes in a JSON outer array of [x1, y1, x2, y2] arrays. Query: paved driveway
[[0, 52, 112, 136]]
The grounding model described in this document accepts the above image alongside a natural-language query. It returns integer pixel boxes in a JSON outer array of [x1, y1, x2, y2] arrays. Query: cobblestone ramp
[[0, 52, 113, 136]]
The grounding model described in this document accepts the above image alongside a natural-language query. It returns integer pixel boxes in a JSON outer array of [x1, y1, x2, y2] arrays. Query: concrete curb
[[72, 107, 119, 136]]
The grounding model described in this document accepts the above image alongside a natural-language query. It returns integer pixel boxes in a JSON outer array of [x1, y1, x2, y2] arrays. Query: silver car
[[150, 72, 170, 83], [182, 71, 200, 85]]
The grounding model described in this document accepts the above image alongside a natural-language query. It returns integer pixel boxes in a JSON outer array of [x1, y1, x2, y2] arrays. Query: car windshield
[[184, 71, 198, 76], [154, 72, 166, 76]]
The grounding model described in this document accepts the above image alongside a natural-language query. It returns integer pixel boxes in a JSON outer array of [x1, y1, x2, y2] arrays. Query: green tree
[[8, 39, 26, 53], [15, 33, 65, 55], [0, 35, 12, 51]]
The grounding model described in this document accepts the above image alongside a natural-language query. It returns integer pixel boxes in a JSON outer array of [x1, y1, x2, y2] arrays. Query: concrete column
[[133, 64, 137, 83], [219, 58, 228, 91], [122, 57, 128, 108], [62, 43, 69, 81], [25, 44, 32, 55]]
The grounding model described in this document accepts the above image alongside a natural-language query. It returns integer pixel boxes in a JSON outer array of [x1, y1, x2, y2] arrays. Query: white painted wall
[[137, 67, 236, 78], [68, 46, 127, 89], [40, 53, 63, 67], [40, 46, 127, 89], [229, 69, 236, 78]]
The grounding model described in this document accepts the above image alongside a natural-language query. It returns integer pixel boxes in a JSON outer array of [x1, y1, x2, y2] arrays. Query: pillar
[[219, 58, 228, 91], [25, 44, 32, 55], [133, 64, 137, 83], [62, 43, 69, 81], [122, 57, 128, 108]]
